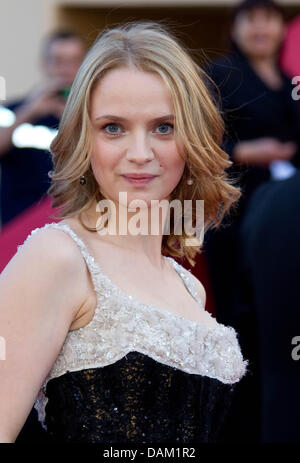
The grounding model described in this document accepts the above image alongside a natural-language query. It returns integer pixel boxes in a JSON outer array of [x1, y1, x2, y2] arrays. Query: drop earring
[[79, 175, 86, 185], [187, 177, 193, 185]]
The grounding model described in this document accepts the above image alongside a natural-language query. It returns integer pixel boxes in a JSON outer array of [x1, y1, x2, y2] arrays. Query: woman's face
[[231, 7, 285, 59], [89, 66, 185, 209]]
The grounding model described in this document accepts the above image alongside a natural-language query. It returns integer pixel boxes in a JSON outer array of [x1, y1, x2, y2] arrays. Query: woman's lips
[[121, 175, 157, 186]]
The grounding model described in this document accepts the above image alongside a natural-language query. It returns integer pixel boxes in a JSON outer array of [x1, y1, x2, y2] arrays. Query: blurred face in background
[[42, 38, 86, 86], [231, 7, 285, 59]]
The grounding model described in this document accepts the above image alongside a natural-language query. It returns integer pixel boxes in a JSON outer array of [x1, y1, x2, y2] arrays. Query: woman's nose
[[125, 133, 154, 163]]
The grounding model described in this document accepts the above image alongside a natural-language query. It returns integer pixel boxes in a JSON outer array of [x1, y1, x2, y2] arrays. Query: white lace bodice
[[16, 221, 248, 430]]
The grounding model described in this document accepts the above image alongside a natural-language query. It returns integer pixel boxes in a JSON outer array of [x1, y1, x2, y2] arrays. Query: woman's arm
[[0, 228, 91, 442], [232, 137, 297, 166]]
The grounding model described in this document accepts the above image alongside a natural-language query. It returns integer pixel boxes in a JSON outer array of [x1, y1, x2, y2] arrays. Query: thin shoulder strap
[[17, 222, 101, 292], [165, 256, 205, 309], [47, 222, 102, 290]]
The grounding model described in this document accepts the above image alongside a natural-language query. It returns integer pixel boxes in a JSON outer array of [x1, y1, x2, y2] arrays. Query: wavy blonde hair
[[48, 20, 241, 266]]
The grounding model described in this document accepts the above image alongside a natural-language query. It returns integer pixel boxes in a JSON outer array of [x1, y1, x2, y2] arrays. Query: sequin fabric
[[44, 352, 239, 443], [16, 222, 248, 442]]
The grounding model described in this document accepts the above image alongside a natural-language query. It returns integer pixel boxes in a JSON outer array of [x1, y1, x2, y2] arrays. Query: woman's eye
[[101, 122, 173, 136], [156, 123, 173, 134], [102, 123, 121, 135]]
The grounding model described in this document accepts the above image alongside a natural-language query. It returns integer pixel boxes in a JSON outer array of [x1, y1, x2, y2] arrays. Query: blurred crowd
[[0, 31, 86, 226], [0, 0, 299, 443]]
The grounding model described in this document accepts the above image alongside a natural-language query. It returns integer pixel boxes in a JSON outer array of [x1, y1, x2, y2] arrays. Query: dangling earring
[[79, 175, 86, 185], [187, 177, 193, 185]]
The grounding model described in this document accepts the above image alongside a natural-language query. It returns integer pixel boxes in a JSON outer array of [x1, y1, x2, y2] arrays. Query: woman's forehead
[[93, 67, 167, 93], [90, 68, 174, 118]]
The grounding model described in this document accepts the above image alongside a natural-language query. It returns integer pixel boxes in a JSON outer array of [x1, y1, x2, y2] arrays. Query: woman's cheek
[[90, 140, 116, 172]]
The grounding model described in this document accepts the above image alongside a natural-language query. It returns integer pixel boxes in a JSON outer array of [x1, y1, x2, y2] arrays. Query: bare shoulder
[[186, 270, 207, 308], [10, 225, 85, 273], [2, 225, 95, 323], [0, 224, 96, 441]]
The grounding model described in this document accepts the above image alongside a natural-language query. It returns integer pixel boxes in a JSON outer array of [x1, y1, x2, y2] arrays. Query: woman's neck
[[248, 53, 276, 68], [248, 55, 283, 90], [80, 199, 169, 269]]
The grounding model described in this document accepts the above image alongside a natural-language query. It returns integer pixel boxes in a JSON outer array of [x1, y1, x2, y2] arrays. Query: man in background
[[0, 31, 86, 228], [238, 170, 300, 442]]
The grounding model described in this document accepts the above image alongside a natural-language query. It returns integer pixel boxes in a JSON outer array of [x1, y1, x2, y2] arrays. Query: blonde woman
[[0, 21, 248, 443]]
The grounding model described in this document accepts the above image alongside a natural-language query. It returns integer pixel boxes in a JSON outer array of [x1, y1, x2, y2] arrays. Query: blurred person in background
[[0, 30, 86, 442], [0, 31, 86, 228], [238, 170, 300, 442], [204, 0, 300, 442]]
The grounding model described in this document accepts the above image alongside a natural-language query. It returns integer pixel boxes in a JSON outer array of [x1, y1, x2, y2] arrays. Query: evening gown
[[17, 222, 248, 443]]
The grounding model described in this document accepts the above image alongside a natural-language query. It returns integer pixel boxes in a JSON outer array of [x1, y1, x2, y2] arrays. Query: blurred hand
[[233, 137, 298, 167], [0, 78, 69, 158], [22, 78, 68, 120]]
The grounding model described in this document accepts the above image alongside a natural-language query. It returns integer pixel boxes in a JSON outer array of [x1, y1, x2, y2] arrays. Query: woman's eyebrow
[[95, 114, 174, 122]]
